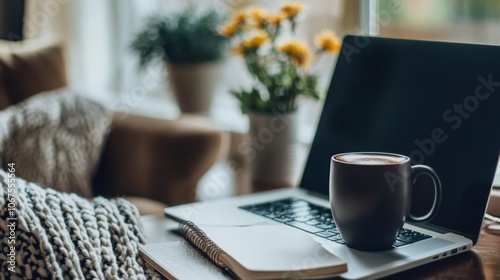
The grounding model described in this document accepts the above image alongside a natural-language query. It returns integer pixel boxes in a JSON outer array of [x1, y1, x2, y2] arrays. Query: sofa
[[0, 36, 226, 214]]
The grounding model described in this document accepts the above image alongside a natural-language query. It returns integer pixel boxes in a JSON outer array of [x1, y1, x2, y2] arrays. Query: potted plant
[[220, 2, 341, 190], [131, 6, 228, 115]]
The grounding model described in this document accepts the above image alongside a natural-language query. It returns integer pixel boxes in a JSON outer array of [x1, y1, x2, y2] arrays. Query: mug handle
[[407, 165, 442, 222]]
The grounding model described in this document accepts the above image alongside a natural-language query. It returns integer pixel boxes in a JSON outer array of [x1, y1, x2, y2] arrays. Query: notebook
[[139, 240, 231, 280], [166, 35, 500, 279], [141, 221, 347, 279]]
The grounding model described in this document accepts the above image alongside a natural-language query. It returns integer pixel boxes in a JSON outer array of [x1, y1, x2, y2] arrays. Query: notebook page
[[140, 241, 231, 280], [199, 224, 346, 273]]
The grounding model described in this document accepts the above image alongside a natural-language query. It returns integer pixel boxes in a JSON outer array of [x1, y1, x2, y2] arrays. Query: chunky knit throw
[[0, 170, 161, 279]]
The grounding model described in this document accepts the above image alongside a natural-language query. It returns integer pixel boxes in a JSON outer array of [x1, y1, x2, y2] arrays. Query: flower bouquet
[[220, 2, 341, 114]]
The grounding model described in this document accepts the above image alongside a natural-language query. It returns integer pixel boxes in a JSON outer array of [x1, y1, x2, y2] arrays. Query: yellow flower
[[314, 30, 341, 53], [232, 11, 247, 25], [219, 21, 240, 37], [251, 8, 272, 28], [233, 45, 245, 55], [278, 40, 312, 68], [269, 12, 287, 26], [281, 3, 303, 18], [219, 11, 248, 37], [242, 31, 269, 49]]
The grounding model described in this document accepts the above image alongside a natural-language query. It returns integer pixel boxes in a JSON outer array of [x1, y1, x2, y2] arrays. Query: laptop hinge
[[408, 222, 448, 234]]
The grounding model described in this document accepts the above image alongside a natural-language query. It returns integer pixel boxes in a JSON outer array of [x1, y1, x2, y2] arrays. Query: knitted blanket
[[0, 170, 161, 279]]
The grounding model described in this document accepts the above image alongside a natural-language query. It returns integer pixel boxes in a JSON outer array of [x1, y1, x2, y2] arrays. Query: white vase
[[167, 60, 224, 116], [248, 111, 298, 191]]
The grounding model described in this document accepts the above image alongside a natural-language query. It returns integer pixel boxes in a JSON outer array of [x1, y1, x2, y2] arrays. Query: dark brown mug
[[330, 152, 441, 251]]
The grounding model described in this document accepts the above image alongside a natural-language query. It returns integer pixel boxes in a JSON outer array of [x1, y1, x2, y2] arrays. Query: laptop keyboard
[[240, 198, 431, 248]]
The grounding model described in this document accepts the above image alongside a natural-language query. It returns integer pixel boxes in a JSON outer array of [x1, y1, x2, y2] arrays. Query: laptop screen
[[301, 35, 500, 242]]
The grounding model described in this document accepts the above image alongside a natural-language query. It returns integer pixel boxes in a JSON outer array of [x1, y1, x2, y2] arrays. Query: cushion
[[0, 89, 111, 197], [0, 36, 67, 107], [0, 170, 160, 279]]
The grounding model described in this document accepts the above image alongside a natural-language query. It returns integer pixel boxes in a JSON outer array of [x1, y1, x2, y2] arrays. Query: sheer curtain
[[24, 0, 174, 95]]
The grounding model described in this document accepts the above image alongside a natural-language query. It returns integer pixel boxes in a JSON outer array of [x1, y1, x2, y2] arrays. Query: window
[[377, 0, 500, 45]]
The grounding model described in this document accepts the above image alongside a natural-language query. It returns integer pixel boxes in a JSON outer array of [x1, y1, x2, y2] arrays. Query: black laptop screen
[[301, 35, 500, 242]]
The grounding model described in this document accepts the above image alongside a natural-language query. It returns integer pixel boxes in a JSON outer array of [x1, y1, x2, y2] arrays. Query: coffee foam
[[335, 153, 407, 165]]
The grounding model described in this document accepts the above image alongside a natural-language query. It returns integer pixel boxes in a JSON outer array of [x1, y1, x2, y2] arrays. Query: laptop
[[166, 35, 500, 279]]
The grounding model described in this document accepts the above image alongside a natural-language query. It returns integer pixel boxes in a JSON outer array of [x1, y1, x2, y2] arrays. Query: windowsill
[[83, 88, 319, 199], [83, 88, 321, 145]]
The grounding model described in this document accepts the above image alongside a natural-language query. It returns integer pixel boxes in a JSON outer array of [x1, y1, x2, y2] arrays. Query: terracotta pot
[[248, 111, 298, 191], [167, 60, 224, 115]]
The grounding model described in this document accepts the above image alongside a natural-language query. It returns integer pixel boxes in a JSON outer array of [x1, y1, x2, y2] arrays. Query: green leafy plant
[[220, 3, 340, 114], [131, 7, 228, 66]]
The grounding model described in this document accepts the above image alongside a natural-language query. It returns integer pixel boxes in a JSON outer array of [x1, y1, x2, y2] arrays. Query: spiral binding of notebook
[[178, 220, 227, 268]]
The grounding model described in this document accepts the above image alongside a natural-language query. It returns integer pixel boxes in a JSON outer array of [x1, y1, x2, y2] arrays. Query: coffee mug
[[330, 152, 441, 251]]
